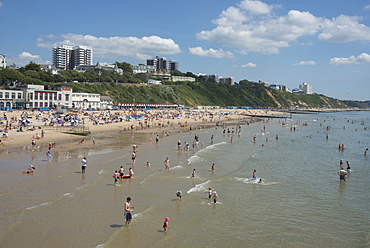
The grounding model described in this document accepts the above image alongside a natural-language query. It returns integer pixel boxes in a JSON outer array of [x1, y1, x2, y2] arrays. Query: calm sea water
[[0, 111, 369, 248]]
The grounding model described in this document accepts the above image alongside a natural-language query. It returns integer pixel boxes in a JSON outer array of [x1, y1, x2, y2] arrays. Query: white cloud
[[189, 47, 234, 58], [329, 53, 370, 65], [293, 60, 316, 66], [237, 0, 274, 15], [365, 5, 370, 10], [7, 52, 49, 66], [213, 6, 248, 26], [196, 0, 370, 55], [318, 15, 370, 43], [0, 2, 3, 7], [37, 33, 182, 60], [234, 63, 257, 67]]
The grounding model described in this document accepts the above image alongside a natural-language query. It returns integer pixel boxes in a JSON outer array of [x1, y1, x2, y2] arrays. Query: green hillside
[[63, 81, 369, 109], [1, 63, 369, 109]]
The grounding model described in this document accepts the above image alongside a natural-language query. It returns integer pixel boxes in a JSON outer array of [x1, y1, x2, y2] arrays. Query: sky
[[0, 0, 369, 101]]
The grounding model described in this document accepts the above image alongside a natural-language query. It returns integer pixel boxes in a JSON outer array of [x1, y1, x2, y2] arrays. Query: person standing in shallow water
[[81, 157, 87, 173], [252, 170, 257, 180], [124, 197, 134, 226], [212, 191, 219, 204], [338, 168, 348, 182], [164, 157, 170, 171]]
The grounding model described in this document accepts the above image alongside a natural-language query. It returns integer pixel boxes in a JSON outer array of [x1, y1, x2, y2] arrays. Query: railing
[[39, 125, 89, 133]]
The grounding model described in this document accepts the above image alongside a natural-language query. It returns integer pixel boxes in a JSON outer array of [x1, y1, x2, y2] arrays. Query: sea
[[0, 111, 369, 248]]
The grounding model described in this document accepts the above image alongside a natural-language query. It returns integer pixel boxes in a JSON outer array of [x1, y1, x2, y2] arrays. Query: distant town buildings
[[299, 82, 313, 94], [75, 62, 123, 75], [147, 56, 178, 71], [0, 54, 6, 69], [219, 77, 235, 85], [52, 45, 93, 70], [131, 64, 156, 74]]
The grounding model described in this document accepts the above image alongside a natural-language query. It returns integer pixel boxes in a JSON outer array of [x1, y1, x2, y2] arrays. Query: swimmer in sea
[[346, 161, 351, 171], [211, 163, 215, 171], [23, 165, 35, 173], [258, 179, 263, 184]]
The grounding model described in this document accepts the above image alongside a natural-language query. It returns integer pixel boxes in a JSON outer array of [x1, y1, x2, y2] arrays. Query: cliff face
[[66, 81, 370, 108]]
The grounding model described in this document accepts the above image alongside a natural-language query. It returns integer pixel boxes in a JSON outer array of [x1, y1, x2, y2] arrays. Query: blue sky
[[1, 0, 369, 101]]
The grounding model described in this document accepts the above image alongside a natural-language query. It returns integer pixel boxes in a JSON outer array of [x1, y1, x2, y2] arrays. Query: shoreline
[[0, 108, 279, 151], [1, 108, 367, 151]]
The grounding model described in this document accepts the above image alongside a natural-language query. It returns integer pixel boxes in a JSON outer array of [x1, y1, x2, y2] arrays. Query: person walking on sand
[[164, 157, 170, 171], [163, 217, 170, 232], [81, 157, 87, 173], [124, 197, 134, 226]]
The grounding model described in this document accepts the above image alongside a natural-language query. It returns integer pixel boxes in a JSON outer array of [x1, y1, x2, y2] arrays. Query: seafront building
[[53, 45, 93, 70], [0, 85, 108, 110], [71, 91, 100, 110], [0, 89, 24, 109]]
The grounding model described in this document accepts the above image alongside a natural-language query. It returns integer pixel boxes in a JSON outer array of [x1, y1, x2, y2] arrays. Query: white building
[[53, 45, 93, 70], [24, 85, 73, 109], [75, 62, 123, 75], [0, 54, 6, 69], [171, 76, 196, 82], [132, 64, 156, 74], [100, 96, 114, 109], [299, 82, 313, 94], [71, 91, 100, 110], [0, 89, 24, 109]]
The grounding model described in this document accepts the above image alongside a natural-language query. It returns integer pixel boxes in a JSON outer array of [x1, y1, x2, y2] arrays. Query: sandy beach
[[0, 108, 285, 149]]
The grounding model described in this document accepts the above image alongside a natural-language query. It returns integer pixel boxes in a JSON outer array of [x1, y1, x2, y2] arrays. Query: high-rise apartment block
[[299, 82, 312, 94], [53, 45, 93, 70], [147, 56, 178, 71]]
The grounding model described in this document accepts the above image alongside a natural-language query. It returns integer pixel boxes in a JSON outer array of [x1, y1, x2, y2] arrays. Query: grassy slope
[[64, 82, 370, 109]]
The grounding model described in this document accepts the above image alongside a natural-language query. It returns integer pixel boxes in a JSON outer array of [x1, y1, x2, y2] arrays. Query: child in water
[[163, 217, 170, 232]]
